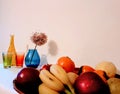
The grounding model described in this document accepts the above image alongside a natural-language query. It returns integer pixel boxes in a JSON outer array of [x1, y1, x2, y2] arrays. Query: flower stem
[[29, 45, 37, 65]]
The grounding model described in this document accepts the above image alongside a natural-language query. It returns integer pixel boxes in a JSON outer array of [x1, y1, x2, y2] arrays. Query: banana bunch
[[39, 64, 76, 94]]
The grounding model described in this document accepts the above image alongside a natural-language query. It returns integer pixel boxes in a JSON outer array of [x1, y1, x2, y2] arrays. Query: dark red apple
[[115, 73, 120, 78], [15, 67, 42, 94], [74, 71, 110, 94]]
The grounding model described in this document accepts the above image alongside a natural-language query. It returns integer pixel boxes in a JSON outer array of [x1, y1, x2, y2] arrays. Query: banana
[[50, 64, 75, 94], [38, 83, 59, 94], [67, 72, 79, 85], [39, 69, 64, 91]]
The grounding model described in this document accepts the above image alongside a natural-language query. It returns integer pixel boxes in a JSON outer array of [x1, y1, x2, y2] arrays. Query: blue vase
[[25, 49, 40, 68]]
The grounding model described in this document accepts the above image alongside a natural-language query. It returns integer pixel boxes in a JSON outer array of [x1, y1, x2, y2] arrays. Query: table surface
[[0, 64, 22, 94]]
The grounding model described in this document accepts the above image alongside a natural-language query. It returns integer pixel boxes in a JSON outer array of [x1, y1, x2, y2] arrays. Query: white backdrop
[[0, 0, 120, 70]]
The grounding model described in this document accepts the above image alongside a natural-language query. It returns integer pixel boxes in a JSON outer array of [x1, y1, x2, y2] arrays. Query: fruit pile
[[13, 56, 120, 94]]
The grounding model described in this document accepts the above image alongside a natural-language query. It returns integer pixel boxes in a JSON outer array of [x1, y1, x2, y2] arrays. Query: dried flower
[[28, 32, 47, 66], [31, 32, 47, 46]]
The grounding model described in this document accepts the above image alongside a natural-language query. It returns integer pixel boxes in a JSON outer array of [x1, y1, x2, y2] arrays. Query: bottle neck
[[10, 35, 15, 45]]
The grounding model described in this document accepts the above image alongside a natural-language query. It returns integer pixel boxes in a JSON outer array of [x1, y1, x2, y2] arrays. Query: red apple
[[74, 72, 110, 94], [15, 67, 42, 94], [40, 64, 52, 71]]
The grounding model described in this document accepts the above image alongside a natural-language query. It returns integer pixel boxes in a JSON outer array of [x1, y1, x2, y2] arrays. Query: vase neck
[[28, 49, 37, 51]]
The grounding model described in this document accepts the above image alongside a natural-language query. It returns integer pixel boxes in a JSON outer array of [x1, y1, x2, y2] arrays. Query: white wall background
[[0, 0, 120, 70]]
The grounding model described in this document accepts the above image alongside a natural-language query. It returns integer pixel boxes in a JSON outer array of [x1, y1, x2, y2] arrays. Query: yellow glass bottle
[[7, 35, 16, 66]]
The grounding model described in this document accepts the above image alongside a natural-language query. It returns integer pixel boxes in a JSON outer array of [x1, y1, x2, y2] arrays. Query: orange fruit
[[57, 56, 75, 72], [78, 65, 95, 75], [82, 65, 95, 73]]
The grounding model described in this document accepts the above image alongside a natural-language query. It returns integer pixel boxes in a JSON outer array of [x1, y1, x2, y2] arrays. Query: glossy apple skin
[[40, 64, 52, 71], [15, 67, 42, 94], [74, 72, 110, 94]]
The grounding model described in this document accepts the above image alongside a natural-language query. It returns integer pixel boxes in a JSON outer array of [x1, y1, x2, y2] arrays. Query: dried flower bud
[[31, 32, 47, 46]]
